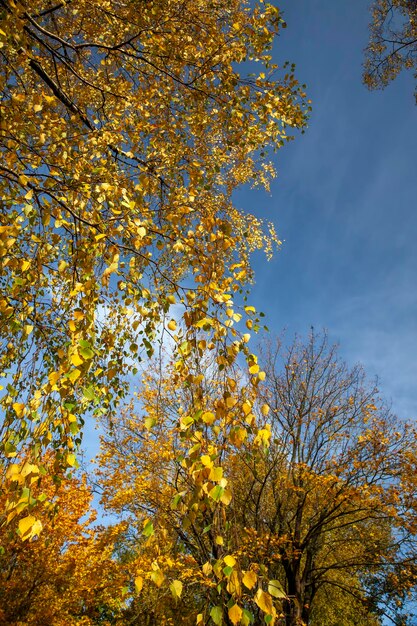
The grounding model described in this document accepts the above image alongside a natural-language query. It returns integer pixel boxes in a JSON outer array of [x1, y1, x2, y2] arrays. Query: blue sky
[[238, 0, 417, 421]]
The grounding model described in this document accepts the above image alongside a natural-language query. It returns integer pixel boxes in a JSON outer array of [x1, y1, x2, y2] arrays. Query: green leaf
[[209, 485, 224, 501], [143, 520, 154, 537], [210, 606, 223, 625], [69, 421, 79, 435], [242, 609, 254, 626], [4, 442, 16, 456], [171, 493, 182, 509], [79, 346, 94, 359]]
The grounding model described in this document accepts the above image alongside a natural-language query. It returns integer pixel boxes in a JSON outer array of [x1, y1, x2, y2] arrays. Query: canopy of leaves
[[0, 0, 309, 526], [0, 454, 126, 625]]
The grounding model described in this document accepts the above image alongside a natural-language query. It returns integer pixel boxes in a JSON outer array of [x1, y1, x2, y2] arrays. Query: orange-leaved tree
[[0, 453, 126, 625], [0, 0, 309, 532]]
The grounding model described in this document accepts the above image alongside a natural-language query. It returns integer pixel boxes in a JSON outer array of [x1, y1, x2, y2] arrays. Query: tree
[[0, 0, 309, 529], [364, 0, 417, 101], [229, 332, 417, 625], [0, 454, 126, 625], [96, 334, 417, 625], [97, 353, 285, 625]]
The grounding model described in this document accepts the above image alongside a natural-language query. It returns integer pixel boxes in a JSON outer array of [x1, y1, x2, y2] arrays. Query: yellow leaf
[[226, 396, 237, 408], [13, 403, 25, 418], [254, 426, 271, 446], [261, 403, 270, 416], [220, 488, 232, 505], [31, 519, 43, 537], [68, 368, 81, 383], [249, 364, 259, 374], [21, 462, 39, 477], [202, 411, 215, 425], [70, 352, 83, 367], [254, 589, 273, 614], [18, 515, 36, 541], [209, 466, 223, 481], [226, 570, 241, 596], [67, 453, 76, 467], [48, 371, 60, 386], [195, 317, 212, 328], [151, 568, 165, 588], [21, 259, 30, 272], [242, 569, 257, 590], [230, 427, 247, 447], [134, 575, 143, 593], [242, 401, 252, 416], [167, 319, 177, 331], [170, 579, 183, 599], [5, 464, 20, 480], [228, 604, 243, 625], [224, 555, 236, 567]]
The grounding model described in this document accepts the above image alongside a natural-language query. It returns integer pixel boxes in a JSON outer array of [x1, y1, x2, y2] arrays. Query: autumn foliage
[[1, 1, 416, 625], [0, 455, 126, 625], [95, 334, 417, 625], [0, 0, 309, 530]]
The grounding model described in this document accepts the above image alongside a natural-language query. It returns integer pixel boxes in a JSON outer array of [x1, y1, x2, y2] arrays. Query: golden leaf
[[228, 604, 243, 625], [224, 555, 236, 567], [134, 575, 143, 593], [70, 352, 84, 367], [254, 589, 273, 615], [13, 403, 25, 418], [226, 570, 241, 596], [18, 515, 36, 541], [242, 570, 257, 590]]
